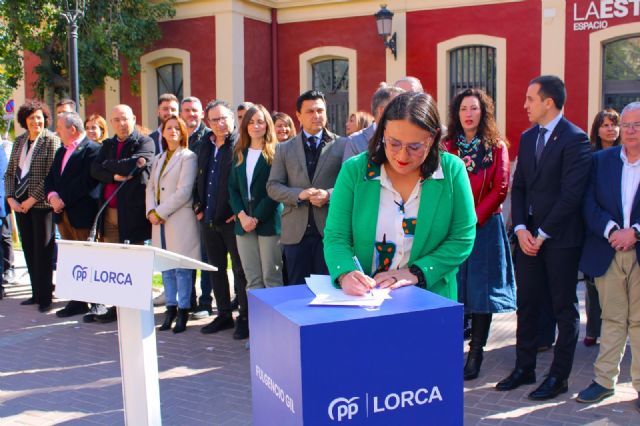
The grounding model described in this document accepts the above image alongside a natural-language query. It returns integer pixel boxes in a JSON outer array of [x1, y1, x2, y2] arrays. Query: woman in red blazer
[[444, 88, 516, 381]]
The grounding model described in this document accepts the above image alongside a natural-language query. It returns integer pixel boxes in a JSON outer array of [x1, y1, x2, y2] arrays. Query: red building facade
[[14, 0, 640, 154]]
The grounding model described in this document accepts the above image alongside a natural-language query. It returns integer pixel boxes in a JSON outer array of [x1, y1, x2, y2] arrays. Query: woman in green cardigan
[[228, 105, 284, 295], [324, 92, 476, 300]]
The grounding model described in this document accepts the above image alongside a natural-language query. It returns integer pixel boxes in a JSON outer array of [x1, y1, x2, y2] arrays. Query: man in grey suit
[[342, 84, 404, 162], [267, 90, 345, 284]]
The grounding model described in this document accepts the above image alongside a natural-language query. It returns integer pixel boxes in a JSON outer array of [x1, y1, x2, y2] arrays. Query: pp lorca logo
[[328, 387, 443, 421], [73, 265, 88, 281], [328, 397, 359, 421], [70, 265, 133, 286]]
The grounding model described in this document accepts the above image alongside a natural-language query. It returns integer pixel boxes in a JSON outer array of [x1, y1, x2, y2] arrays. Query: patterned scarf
[[455, 133, 493, 174]]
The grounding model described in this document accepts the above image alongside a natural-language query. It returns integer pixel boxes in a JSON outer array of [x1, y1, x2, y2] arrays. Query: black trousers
[[515, 244, 580, 379], [282, 232, 328, 285], [200, 222, 247, 317], [15, 208, 55, 307]]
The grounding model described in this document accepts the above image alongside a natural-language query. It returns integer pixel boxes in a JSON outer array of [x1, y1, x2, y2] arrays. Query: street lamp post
[[61, 0, 85, 112]]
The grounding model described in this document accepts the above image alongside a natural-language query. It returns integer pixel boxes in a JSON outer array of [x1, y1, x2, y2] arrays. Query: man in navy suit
[[575, 102, 640, 408], [45, 111, 100, 317], [496, 75, 591, 399]]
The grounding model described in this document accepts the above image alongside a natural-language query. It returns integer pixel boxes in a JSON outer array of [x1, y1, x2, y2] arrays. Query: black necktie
[[535, 127, 547, 166], [308, 136, 318, 156]]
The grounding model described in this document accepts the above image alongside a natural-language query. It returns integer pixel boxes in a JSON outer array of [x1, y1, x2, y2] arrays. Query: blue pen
[[352, 255, 374, 295]]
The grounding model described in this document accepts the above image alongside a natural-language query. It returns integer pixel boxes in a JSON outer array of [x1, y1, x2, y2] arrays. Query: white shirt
[[371, 165, 422, 272], [245, 148, 262, 197], [604, 146, 640, 237]]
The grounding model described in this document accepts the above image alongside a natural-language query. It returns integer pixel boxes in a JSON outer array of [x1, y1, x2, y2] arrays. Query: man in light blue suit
[[576, 101, 640, 408], [342, 84, 404, 162]]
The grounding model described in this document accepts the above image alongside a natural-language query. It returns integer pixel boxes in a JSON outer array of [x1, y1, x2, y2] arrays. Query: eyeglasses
[[383, 136, 430, 157], [621, 121, 640, 132], [208, 116, 230, 124]]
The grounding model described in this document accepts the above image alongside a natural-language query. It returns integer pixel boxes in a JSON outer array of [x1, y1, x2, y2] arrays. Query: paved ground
[[0, 250, 639, 425]]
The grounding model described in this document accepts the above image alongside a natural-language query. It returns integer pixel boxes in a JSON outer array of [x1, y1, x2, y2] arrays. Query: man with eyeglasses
[[267, 90, 345, 285], [576, 101, 640, 409], [193, 100, 249, 339], [496, 75, 591, 400]]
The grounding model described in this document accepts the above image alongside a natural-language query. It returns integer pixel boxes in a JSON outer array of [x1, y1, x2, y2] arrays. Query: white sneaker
[[153, 292, 166, 306]]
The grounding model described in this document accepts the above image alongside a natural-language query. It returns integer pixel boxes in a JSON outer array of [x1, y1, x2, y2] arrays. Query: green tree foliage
[[605, 36, 640, 81], [0, 0, 175, 98]]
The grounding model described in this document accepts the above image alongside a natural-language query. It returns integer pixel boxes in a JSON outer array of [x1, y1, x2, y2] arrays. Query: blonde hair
[[235, 104, 277, 166]]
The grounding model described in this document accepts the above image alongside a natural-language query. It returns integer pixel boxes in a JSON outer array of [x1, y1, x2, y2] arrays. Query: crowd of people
[[2, 72, 640, 410]]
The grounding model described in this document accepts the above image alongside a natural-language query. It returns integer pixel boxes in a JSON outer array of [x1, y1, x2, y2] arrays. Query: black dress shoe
[[20, 298, 36, 305], [201, 314, 234, 334], [94, 306, 117, 323], [38, 303, 52, 313], [233, 316, 249, 340], [495, 368, 536, 391], [528, 375, 568, 400], [56, 301, 89, 318]]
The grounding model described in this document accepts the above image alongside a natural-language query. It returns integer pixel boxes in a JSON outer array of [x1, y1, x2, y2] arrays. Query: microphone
[[88, 157, 147, 242]]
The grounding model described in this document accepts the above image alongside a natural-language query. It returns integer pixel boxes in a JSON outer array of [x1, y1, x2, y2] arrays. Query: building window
[[603, 36, 640, 112], [449, 45, 496, 106], [156, 63, 183, 102], [312, 59, 349, 135]]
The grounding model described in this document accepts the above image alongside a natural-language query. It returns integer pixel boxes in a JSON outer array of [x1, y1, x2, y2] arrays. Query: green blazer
[[323, 151, 476, 301], [228, 150, 282, 236]]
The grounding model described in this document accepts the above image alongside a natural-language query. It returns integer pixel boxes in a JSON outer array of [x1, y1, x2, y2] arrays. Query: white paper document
[[305, 274, 390, 308]]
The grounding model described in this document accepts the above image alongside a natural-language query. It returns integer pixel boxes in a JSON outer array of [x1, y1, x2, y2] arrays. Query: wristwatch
[[634, 227, 640, 241]]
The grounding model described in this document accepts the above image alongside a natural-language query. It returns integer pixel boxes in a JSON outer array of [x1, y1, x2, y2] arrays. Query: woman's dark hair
[[589, 108, 621, 151], [17, 99, 51, 129], [446, 88, 507, 148], [368, 92, 442, 178]]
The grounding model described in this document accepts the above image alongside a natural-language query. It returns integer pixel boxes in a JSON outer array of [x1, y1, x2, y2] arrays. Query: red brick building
[[13, 0, 640, 154]]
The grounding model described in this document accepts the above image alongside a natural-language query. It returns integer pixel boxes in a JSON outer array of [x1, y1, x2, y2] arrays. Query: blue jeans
[[162, 268, 192, 309]]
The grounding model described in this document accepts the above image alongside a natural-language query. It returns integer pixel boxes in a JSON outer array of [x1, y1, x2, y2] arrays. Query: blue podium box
[[248, 285, 463, 426]]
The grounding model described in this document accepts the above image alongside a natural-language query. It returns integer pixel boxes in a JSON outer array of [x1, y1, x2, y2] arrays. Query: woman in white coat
[[146, 115, 200, 333]]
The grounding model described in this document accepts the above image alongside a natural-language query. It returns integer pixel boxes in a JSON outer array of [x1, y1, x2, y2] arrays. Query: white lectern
[[55, 240, 217, 426]]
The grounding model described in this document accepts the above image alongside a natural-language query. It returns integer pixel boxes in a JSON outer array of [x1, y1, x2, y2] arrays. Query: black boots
[[159, 306, 177, 331], [464, 313, 492, 381], [173, 309, 189, 334]]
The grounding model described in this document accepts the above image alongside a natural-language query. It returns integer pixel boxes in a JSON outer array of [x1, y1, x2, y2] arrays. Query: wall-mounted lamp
[[374, 4, 397, 59]]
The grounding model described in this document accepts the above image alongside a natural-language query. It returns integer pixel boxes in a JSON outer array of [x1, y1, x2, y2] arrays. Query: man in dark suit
[[89, 104, 155, 323], [179, 96, 213, 316], [267, 90, 344, 285], [575, 102, 640, 407], [193, 100, 248, 338], [148, 93, 179, 154], [342, 84, 404, 162], [495, 75, 591, 399], [46, 112, 100, 317]]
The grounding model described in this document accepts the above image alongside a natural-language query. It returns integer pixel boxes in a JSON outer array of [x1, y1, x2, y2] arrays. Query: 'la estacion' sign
[[573, 0, 640, 31]]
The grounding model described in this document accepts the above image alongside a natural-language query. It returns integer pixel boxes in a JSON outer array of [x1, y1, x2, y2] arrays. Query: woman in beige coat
[[145, 116, 200, 333]]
